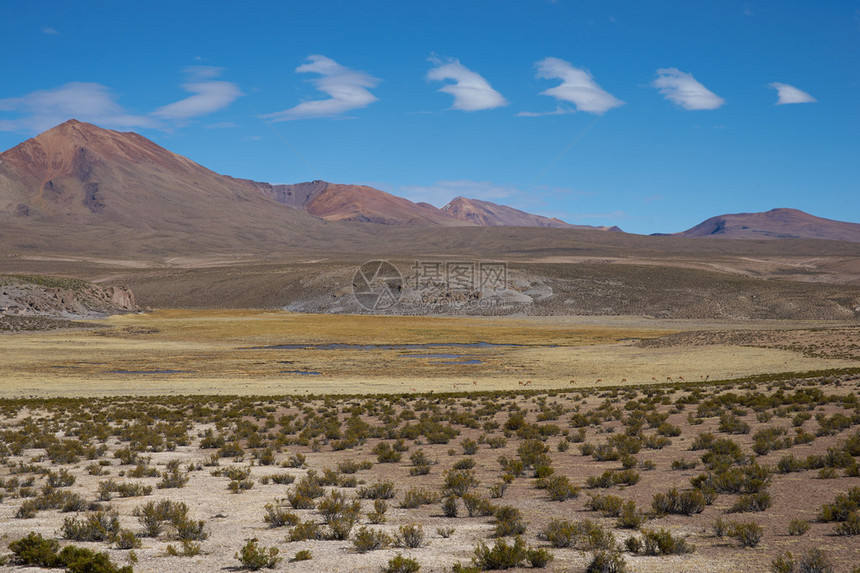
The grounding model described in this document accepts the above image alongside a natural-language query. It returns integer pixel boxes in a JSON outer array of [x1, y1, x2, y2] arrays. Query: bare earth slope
[[677, 207, 860, 242], [442, 195, 620, 230]]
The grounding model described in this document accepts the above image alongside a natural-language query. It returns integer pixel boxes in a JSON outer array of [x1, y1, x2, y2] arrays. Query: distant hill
[[676, 208, 860, 242], [242, 179, 467, 226], [442, 196, 621, 231]]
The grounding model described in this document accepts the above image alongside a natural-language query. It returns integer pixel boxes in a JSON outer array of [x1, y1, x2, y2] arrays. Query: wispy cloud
[[526, 57, 623, 115], [266, 55, 379, 121], [0, 82, 155, 132], [426, 58, 507, 111], [42, 27, 59, 35], [516, 105, 574, 118], [153, 67, 242, 120], [652, 68, 725, 110], [769, 82, 816, 105]]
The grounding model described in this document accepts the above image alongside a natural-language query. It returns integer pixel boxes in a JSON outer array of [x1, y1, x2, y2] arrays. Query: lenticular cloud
[[532, 57, 624, 115], [652, 68, 725, 110]]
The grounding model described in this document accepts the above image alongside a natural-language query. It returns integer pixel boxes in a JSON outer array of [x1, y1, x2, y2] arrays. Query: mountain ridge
[[674, 208, 860, 242]]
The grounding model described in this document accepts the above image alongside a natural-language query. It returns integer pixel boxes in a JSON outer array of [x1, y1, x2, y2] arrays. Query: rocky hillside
[[0, 274, 137, 319]]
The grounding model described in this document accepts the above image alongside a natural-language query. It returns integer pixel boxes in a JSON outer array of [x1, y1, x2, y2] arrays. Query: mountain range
[[0, 120, 858, 258]]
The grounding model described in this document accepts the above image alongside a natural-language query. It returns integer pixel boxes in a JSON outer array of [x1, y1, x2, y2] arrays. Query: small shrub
[[729, 521, 763, 547], [235, 538, 281, 570], [525, 546, 553, 568], [396, 523, 426, 548], [263, 503, 300, 528], [585, 550, 628, 573], [358, 480, 397, 500], [539, 518, 577, 548], [835, 511, 860, 536], [798, 548, 834, 573], [9, 532, 61, 567], [543, 474, 580, 501], [639, 528, 694, 555], [384, 554, 421, 573], [292, 549, 312, 562], [788, 519, 810, 536], [115, 529, 141, 550], [400, 487, 440, 509], [729, 491, 772, 513], [472, 536, 526, 570], [352, 526, 392, 553], [437, 525, 455, 538], [616, 501, 644, 529], [288, 520, 322, 542], [494, 505, 526, 537]]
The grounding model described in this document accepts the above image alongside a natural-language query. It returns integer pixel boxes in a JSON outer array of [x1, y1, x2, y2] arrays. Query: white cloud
[[652, 68, 725, 110], [42, 27, 59, 35], [769, 82, 816, 105], [153, 67, 242, 119], [266, 55, 379, 121], [426, 58, 507, 111], [529, 57, 623, 114], [0, 82, 155, 132]]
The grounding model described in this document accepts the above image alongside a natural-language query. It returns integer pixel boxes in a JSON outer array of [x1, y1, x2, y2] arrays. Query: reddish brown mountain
[[245, 180, 466, 226], [442, 196, 621, 231], [677, 208, 860, 242], [0, 120, 337, 245]]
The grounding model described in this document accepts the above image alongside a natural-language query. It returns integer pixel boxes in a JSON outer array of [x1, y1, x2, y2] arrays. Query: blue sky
[[1, 1, 858, 234]]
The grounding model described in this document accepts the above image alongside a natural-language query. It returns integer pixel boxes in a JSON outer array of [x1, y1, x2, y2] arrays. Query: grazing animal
[[679, 376, 685, 381], [621, 378, 627, 383], [596, 378, 602, 383], [651, 377, 658, 382], [667, 376, 673, 381], [570, 380, 576, 385], [472, 380, 477, 386], [518, 381, 524, 385]]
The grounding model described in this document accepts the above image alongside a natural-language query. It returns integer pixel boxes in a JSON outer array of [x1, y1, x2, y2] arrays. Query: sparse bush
[[443, 469, 479, 497], [585, 550, 628, 573], [235, 538, 281, 570], [292, 549, 312, 562], [729, 491, 772, 513], [639, 528, 694, 555], [384, 554, 421, 573], [798, 548, 834, 573], [288, 519, 322, 542], [115, 529, 141, 550], [651, 487, 705, 515], [493, 505, 526, 537], [396, 523, 426, 548], [352, 526, 392, 553], [263, 503, 300, 528], [358, 480, 397, 500], [472, 535, 526, 570], [400, 487, 440, 509], [539, 518, 577, 548], [542, 474, 580, 501], [525, 546, 553, 568], [62, 509, 121, 542], [788, 519, 810, 536], [728, 521, 763, 547]]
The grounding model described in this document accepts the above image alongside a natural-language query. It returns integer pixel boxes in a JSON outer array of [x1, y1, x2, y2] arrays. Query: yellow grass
[[1, 310, 856, 397]]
